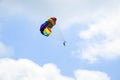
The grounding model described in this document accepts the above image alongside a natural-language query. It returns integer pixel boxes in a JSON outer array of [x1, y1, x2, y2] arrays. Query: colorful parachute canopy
[[40, 17, 57, 37]]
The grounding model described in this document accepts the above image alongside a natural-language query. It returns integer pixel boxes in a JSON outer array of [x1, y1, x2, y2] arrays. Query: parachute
[[40, 17, 57, 37], [40, 17, 67, 46]]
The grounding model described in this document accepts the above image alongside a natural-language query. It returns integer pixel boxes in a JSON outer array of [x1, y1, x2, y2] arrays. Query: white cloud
[[74, 70, 110, 80], [0, 42, 14, 58], [0, 58, 110, 80], [0, 58, 73, 80], [74, 3, 120, 63]]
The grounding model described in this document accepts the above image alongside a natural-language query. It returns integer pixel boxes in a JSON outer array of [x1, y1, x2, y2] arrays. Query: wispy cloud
[[0, 42, 14, 58], [73, 2, 120, 63], [1, 0, 119, 29], [0, 0, 120, 63], [0, 58, 110, 80]]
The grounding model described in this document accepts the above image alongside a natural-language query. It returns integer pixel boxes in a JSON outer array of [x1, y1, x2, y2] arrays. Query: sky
[[0, 0, 120, 80]]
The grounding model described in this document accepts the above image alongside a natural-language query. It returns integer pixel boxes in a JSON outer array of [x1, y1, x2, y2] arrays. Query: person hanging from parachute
[[63, 41, 67, 46], [40, 17, 66, 46]]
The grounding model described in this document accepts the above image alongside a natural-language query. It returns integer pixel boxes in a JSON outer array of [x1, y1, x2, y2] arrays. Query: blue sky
[[0, 0, 120, 80]]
